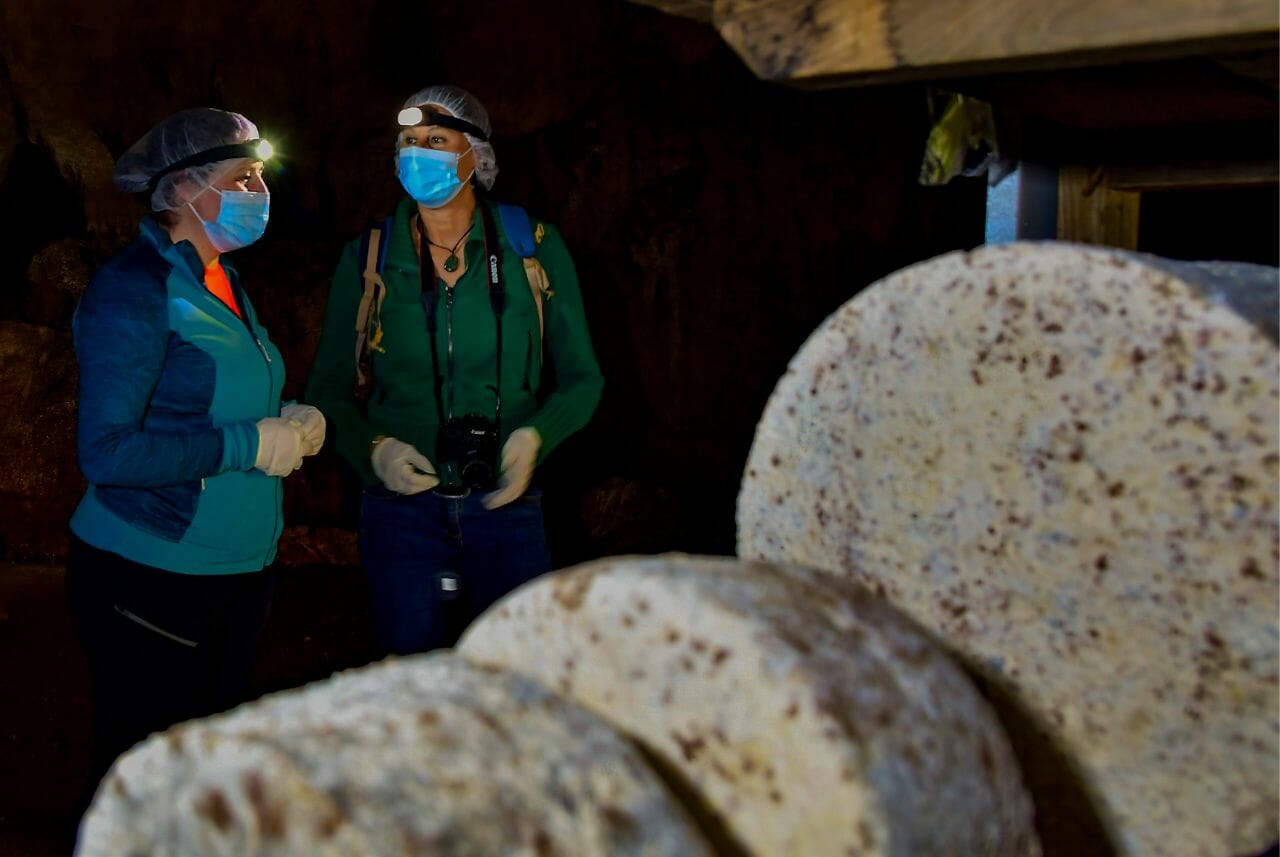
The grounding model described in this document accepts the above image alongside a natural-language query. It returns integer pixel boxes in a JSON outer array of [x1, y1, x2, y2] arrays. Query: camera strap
[[417, 200, 505, 436]]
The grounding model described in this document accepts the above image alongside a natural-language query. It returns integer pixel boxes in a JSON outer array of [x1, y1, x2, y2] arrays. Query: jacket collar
[[383, 196, 504, 272], [138, 215, 238, 282]]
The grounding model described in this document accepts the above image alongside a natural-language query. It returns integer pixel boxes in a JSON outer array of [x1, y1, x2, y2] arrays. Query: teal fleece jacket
[[70, 217, 286, 574]]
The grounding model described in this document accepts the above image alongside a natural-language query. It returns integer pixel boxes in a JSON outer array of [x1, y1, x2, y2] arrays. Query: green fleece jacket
[[305, 197, 603, 485]]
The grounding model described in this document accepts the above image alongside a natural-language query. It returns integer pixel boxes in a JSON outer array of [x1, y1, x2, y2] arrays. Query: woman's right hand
[[371, 437, 440, 495], [281, 403, 326, 456], [254, 418, 306, 476]]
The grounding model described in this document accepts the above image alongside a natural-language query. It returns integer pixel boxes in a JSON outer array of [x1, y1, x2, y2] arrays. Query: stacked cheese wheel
[[77, 654, 714, 857], [737, 243, 1279, 856], [78, 554, 1040, 856], [458, 554, 1040, 856]]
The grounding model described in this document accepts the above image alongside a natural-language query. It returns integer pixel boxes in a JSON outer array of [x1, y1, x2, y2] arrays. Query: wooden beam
[[630, 0, 714, 23], [708, 0, 1279, 86], [1058, 164, 1141, 249], [1105, 160, 1280, 191]]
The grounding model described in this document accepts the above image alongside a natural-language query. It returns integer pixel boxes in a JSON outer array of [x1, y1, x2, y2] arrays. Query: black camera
[[437, 414, 500, 491]]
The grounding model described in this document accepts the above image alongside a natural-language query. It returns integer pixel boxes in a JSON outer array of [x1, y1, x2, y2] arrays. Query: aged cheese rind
[[76, 653, 713, 857], [459, 553, 1040, 857], [737, 242, 1280, 856]]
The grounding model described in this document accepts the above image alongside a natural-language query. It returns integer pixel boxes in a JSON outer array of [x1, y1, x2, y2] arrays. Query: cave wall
[[0, 0, 984, 564]]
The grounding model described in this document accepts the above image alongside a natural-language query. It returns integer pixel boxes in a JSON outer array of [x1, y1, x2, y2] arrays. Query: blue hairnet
[[401, 85, 498, 190], [114, 108, 260, 211]]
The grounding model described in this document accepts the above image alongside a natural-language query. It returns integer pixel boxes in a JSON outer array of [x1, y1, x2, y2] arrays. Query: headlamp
[[396, 107, 489, 142], [147, 138, 275, 192]]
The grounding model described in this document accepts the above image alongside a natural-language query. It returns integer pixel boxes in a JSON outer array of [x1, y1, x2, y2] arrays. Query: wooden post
[[1057, 164, 1141, 249]]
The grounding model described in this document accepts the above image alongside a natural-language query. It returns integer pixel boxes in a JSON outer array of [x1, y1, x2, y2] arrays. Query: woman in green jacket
[[306, 85, 602, 655]]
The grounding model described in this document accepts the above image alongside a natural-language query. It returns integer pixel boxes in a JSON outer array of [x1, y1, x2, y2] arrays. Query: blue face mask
[[190, 188, 270, 252], [398, 146, 474, 208]]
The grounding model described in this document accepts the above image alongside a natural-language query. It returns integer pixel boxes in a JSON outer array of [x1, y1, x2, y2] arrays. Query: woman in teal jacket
[[306, 85, 602, 656], [66, 108, 325, 795]]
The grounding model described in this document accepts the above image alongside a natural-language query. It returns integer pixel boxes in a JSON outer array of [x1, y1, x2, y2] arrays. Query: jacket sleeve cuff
[[220, 422, 260, 471]]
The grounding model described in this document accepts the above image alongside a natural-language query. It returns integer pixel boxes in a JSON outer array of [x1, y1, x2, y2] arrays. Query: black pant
[[65, 536, 275, 794]]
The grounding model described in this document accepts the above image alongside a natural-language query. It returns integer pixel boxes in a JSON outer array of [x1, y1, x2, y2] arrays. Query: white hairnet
[[114, 108, 260, 212], [401, 85, 498, 190]]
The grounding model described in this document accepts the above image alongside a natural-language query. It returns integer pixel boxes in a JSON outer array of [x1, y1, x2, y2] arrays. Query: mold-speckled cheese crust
[[459, 554, 1040, 857], [76, 654, 713, 857], [737, 242, 1279, 857]]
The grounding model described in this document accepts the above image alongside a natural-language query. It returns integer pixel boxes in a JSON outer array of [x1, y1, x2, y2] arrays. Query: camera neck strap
[[417, 201, 505, 434]]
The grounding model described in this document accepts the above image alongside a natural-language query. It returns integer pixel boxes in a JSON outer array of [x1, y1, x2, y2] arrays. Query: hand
[[483, 427, 540, 510], [281, 403, 326, 456], [254, 417, 305, 477], [371, 437, 439, 495]]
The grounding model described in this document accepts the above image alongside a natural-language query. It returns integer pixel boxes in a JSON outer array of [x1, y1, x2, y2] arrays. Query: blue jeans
[[359, 485, 551, 656]]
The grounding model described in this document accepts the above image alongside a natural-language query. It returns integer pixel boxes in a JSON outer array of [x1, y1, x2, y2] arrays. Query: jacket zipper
[[230, 302, 276, 415], [251, 321, 279, 556], [445, 283, 456, 419], [226, 278, 280, 557], [182, 251, 279, 562]]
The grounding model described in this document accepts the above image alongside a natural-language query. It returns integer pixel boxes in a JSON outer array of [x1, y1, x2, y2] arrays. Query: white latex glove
[[371, 437, 439, 495], [254, 417, 305, 477], [281, 403, 326, 456], [483, 427, 541, 510]]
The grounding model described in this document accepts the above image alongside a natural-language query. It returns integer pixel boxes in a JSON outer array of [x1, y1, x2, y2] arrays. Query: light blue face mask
[[190, 188, 270, 252], [398, 146, 474, 208]]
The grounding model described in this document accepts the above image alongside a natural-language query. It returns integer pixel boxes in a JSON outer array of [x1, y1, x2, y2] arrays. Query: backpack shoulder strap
[[495, 203, 553, 352], [354, 216, 393, 393], [496, 203, 536, 258]]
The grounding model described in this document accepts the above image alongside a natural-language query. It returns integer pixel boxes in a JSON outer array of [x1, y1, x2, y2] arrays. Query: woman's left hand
[[484, 428, 541, 510], [282, 403, 327, 456]]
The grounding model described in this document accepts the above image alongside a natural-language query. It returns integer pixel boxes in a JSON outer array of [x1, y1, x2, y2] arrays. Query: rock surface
[[0, 320, 81, 561]]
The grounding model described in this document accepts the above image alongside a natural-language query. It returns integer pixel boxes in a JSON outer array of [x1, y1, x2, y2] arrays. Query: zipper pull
[[254, 337, 272, 363]]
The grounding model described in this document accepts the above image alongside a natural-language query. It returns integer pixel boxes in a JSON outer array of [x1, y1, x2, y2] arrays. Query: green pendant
[[443, 254, 459, 273]]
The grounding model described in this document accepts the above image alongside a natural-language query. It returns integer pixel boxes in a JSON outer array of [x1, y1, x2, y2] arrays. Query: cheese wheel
[[76, 653, 712, 857], [737, 242, 1279, 856], [459, 553, 1040, 856]]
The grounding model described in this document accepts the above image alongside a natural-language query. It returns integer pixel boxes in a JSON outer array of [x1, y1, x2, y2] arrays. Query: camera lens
[[459, 460, 493, 486], [438, 414, 499, 490]]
